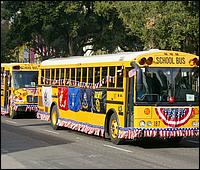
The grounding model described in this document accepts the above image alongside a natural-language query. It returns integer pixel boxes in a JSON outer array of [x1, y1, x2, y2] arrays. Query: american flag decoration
[[155, 107, 193, 127], [57, 118, 104, 137], [1, 107, 9, 116], [12, 103, 18, 111], [40, 74, 114, 89], [36, 111, 50, 121], [37, 111, 199, 139], [118, 127, 199, 139]]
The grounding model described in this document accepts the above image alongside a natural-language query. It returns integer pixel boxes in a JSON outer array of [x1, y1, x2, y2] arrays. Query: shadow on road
[[1, 122, 74, 154], [123, 137, 199, 149]]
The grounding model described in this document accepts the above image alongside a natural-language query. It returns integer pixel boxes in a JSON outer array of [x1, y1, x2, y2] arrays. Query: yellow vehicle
[[1, 63, 39, 118], [37, 49, 199, 144]]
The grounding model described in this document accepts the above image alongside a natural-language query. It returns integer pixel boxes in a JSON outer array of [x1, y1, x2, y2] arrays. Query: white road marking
[[103, 144, 133, 153], [186, 139, 199, 144], [42, 129, 60, 135], [5, 120, 18, 124]]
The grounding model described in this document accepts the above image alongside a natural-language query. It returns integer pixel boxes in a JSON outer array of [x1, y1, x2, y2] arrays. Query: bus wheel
[[109, 113, 124, 145], [10, 110, 17, 119], [50, 105, 59, 130]]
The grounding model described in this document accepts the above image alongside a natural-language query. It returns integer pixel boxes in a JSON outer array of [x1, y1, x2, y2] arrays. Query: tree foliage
[[1, 1, 199, 62], [115, 1, 199, 54]]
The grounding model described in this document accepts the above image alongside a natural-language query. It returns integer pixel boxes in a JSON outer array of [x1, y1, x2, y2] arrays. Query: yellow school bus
[[1, 63, 39, 118], [37, 49, 199, 144]]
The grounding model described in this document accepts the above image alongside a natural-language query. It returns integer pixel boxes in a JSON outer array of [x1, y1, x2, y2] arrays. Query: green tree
[[2, 1, 199, 62], [115, 1, 199, 55]]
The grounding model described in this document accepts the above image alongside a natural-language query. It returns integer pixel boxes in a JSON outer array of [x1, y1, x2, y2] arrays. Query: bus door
[[4, 71, 11, 109], [126, 68, 135, 127]]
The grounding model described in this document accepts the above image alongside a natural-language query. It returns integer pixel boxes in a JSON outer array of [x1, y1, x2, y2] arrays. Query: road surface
[[1, 115, 199, 169]]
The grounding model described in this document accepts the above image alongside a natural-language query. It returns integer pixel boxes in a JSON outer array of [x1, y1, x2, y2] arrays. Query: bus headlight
[[147, 121, 152, 126], [139, 120, 146, 127], [192, 121, 197, 126]]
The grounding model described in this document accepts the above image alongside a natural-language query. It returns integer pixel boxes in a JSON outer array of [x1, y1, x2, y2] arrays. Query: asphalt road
[[1, 115, 199, 169]]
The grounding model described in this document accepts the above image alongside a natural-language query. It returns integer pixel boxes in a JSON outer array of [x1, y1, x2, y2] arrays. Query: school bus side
[[36, 50, 199, 144]]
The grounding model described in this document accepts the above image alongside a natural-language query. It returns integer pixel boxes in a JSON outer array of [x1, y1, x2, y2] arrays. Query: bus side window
[[71, 68, 75, 86], [109, 66, 115, 87], [82, 68, 87, 86], [88, 68, 93, 85], [102, 67, 107, 87], [51, 69, 55, 84], [117, 66, 123, 88], [46, 69, 50, 85], [56, 68, 59, 85], [65, 68, 69, 85], [41, 69, 44, 84], [95, 67, 100, 84], [76, 68, 81, 85], [60, 68, 64, 85]]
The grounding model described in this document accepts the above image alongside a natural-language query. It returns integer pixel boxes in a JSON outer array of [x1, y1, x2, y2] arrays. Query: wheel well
[[104, 109, 117, 138]]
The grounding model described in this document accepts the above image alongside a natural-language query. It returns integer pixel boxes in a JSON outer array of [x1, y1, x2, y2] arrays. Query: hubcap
[[52, 111, 57, 126], [111, 119, 118, 138]]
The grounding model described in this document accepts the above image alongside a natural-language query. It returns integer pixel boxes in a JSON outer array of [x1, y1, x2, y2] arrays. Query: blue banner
[[80, 88, 94, 112], [68, 87, 81, 112]]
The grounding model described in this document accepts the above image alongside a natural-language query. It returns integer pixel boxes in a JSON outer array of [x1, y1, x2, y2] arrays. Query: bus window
[[117, 66, 123, 88], [102, 67, 107, 87], [60, 68, 64, 85], [95, 67, 100, 84], [71, 68, 75, 86], [51, 69, 55, 84], [46, 69, 50, 85], [109, 66, 115, 87], [77, 68, 81, 84], [88, 68, 93, 85], [65, 68, 69, 85], [82, 68, 87, 85], [41, 69, 44, 84], [13, 71, 38, 88], [55, 68, 59, 85]]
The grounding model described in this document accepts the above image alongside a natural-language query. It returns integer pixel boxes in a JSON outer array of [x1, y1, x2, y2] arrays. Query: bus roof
[[1, 63, 39, 70], [40, 49, 165, 66]]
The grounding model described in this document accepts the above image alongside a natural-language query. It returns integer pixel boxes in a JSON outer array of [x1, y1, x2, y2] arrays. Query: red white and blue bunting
[[1, 107, 8, 116], [40, 75, 116, 89], [57, 118, 105, 137], [118, 127, 199, 139], [36, 112, 199, 139], [36, 111, 50, 121]]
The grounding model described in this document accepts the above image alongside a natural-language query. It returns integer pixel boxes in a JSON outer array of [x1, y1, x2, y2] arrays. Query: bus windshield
[[12, 71, 38, 89], [136, 67, 199, 103]]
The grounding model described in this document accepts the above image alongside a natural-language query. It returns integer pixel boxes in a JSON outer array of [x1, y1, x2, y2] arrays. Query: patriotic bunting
[[37, 112, 199, 139], [40, 75, 115, 89]]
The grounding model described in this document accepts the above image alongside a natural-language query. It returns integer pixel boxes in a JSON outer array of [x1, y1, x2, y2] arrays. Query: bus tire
[[109, 113, 124, 145], [50, 105, 59, 130]]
